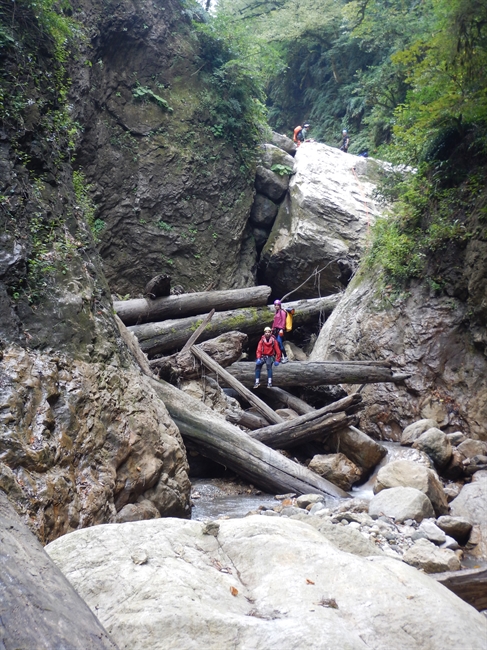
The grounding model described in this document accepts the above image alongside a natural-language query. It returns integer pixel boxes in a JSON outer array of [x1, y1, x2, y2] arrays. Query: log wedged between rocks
[[249, 394, 363, 448], [115, 286, 272, 326], [130, 295, 341, 357], [149, 378, 349, 499], [433, 567, 487, 611], [227, 361, 405, 388]]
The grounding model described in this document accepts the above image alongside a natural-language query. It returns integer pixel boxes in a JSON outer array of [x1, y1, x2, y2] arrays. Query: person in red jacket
[[254, 326, 281, 388]]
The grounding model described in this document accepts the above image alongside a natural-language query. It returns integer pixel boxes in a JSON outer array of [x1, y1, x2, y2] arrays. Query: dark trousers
[[255, 356, 274, 382]]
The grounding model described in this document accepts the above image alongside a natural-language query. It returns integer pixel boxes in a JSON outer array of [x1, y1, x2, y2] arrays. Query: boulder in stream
[[369, 486, 435, 523], [46, 517, 487, 650]]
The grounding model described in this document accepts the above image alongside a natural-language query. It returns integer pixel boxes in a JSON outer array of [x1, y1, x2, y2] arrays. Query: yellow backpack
[[285, 308, 294, 332]]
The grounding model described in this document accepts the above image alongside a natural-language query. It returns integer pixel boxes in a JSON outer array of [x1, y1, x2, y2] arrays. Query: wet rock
[[403, 538, 461, 573], [436, 516, 472, 544], [249, 194, 279, 228], [446, 431, 467, 446], [456, 439, 487, 459], [464, 456, 487, 476], [401, 419, 438, 446], [373, 460, 449, 516], [412, 428, 452, 469], [46, 517, 487, 650], [443, 449, 468, 480], [0, 491, 118, 650], [443, 482, 463, 502], [369, 487, 435, 523], [323, 425, 387, 473], [308, 453, 362, 491]]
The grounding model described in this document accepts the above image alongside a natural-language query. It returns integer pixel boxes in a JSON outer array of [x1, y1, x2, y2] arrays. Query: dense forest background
[[197, 0, 487, 289]]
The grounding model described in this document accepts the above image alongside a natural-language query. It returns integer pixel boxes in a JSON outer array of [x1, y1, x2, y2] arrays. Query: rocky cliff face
[[310, 272, 487, 442], [0, 0, 212, 542], [70, 0, 257, 297]]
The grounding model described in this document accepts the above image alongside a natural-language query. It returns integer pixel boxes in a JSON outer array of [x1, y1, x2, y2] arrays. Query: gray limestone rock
[[418, 519, 447, 545], [258, 143, 296, 174], [46, 517, 487, 650], [373, 460, 449, 516], [369, 487, 435, 523], [260, 143, 388, 299], [450, 476, 487, 559], [401, 419, 439, 446], [456, 439, 487, 459], [412, 428, 452, 469], [296, 493, 325, 509], [402, 538, 461, 573]]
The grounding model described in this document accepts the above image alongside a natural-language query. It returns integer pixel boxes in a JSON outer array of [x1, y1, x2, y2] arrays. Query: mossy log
[[130, 295, 341, 358], [149, 378, 349, 499], [115, 286, 272, 326], [226, 361, 407, 388]]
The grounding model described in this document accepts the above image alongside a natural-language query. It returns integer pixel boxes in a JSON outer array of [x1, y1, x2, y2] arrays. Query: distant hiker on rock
[[254, 326, 281, 388], [340, 129, 350, 153], [293, 123, 310, 147]]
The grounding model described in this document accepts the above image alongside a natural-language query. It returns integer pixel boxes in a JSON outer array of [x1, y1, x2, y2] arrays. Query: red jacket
[[256, 335, 281, 361], [272, 308, 287, 330]]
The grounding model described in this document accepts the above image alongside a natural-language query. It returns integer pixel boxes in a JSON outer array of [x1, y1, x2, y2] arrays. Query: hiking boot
[[281, 355, 288, 364], [253, 381, 260, 389], [267, 380, 272, 388]]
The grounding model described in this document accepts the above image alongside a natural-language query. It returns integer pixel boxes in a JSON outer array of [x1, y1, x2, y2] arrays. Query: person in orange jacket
[[293, 123, 310, 147], [254, 327, 281, 388]]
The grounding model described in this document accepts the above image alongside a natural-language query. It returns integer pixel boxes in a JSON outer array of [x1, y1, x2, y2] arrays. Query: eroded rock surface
[[310, 275, 487, 441], [46, 517, 487, 650], [260, 143, 387, 299]]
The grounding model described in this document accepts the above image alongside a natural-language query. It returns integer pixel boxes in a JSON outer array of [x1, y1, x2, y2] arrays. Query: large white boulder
[[46, 517, 487, 650], [260, 143, 387, 299]]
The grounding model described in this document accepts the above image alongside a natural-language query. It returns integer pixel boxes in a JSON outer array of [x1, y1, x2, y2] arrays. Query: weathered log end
[[144, 274, 171, 299]]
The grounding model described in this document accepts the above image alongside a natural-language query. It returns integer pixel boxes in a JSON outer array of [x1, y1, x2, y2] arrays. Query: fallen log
[[227, 361, 404, 388], [323, 425, 387, 473], [115, 285, 272, 326], [249, 394, 363, 448], [130, 295, 341, 357], [433, 567, 487, 611], [190, 345, 283, 425], [144, 274, 171, 299], [264, 386, 316, 415], [226, 409, 269, 431], [150, 331, 247, 382], [149, 378, 349, 499]]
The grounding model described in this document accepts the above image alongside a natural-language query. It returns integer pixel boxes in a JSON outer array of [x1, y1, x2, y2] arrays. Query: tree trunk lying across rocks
[[149, 378, 349, 499], [227, 361, 408, 388], [433, 567, 487, 611], [150, 331, 247, 382], [130, 295, 341, 357], [263, 386, 317, 415], [115, 286, 272, 326], [249, 394, 362, 449]]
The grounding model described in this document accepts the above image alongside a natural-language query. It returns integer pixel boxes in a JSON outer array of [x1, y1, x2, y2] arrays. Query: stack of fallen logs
[[115, 285, 409, 499]]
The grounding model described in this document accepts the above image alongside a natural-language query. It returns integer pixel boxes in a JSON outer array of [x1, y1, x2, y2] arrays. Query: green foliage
[[157, 220, 173, 231], [132, 85, 173, 112], [72, 170, 103, 241], [270, 163, 293, 176]]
